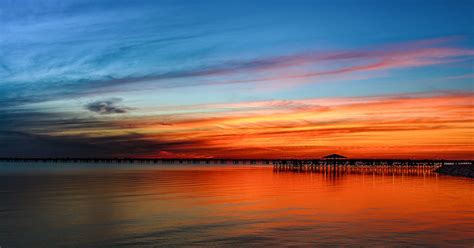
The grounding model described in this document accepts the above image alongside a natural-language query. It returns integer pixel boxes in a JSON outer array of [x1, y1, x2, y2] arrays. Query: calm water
[[0, 164, 473, 247]]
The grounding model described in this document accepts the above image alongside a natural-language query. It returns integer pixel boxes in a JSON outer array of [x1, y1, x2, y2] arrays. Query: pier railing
[[0, 157, 471, 167]]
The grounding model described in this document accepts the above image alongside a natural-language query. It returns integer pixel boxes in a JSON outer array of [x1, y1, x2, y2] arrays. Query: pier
[[272, 154, 472, 172], [0, 153, 471, 169], [0, 154, 472, 177]]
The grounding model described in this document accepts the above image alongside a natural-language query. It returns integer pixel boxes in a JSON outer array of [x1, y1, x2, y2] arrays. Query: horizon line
[[1, 157, 473, 162]]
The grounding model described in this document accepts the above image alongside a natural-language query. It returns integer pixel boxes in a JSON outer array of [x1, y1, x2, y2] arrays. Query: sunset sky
[[0, 0, 473, 159]]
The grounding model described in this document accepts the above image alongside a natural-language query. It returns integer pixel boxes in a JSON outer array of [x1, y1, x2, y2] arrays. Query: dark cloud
[[0, 130, 208, 158], [85, 98, 131, 115], [0, 107, 205, 158]]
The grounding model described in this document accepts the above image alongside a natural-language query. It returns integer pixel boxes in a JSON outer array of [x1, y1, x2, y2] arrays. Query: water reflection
[[0, 165, 473, 247], [275, 165, 438, 176]]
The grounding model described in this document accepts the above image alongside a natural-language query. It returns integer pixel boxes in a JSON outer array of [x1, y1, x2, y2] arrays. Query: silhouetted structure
[[272, 154, 472, 172], [322, 154, 347, 159], [0, 155, 472, 173], [322, 154, 347, 166]]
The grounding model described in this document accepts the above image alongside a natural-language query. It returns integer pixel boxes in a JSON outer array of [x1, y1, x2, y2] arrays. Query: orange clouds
[[105, 92, 473, 159]]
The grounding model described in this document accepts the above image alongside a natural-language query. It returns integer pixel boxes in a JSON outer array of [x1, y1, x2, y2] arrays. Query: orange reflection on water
[[1, 166, 473, 247]]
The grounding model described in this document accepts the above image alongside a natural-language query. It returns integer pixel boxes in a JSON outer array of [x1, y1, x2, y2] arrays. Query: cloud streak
[[90, 37, 474, 89], [1, 37, 473, 108], [128, 92, 473, 159], [3, 91, 470, 159]]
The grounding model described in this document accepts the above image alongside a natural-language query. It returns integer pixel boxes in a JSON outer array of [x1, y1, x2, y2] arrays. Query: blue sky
[[0, 0, 473, 157]]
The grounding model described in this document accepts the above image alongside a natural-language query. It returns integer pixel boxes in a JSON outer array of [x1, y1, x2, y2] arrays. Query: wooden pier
[[273, 164, 440, 177], [0, 157, 270, 165], [0, 155, 471, 169]]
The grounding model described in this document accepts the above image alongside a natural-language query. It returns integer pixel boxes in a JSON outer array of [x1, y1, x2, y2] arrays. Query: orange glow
[[7, 167, 474, 246], [53, 92, 474, 159]]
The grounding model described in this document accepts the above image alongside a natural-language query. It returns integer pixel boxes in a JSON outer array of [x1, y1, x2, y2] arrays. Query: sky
[[0, 0, 473, 159]]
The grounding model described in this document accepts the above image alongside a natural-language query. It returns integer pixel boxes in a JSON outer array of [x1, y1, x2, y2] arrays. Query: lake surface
[[0, 164, 473, 247]]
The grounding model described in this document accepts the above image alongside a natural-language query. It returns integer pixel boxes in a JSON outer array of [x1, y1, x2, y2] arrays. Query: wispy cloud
[[138, 92, 473, 157], [91, 37, 474, 89], [127, 92, 473, 159], [4, 91, 469, 159], [1, 37, 472, 108]]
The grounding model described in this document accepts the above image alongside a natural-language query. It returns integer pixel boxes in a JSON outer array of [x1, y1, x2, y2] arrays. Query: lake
[[0, 164, 473, 247]]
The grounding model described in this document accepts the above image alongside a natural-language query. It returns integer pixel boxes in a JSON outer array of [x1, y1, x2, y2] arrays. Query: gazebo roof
[[322, 153, 347, 159]]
